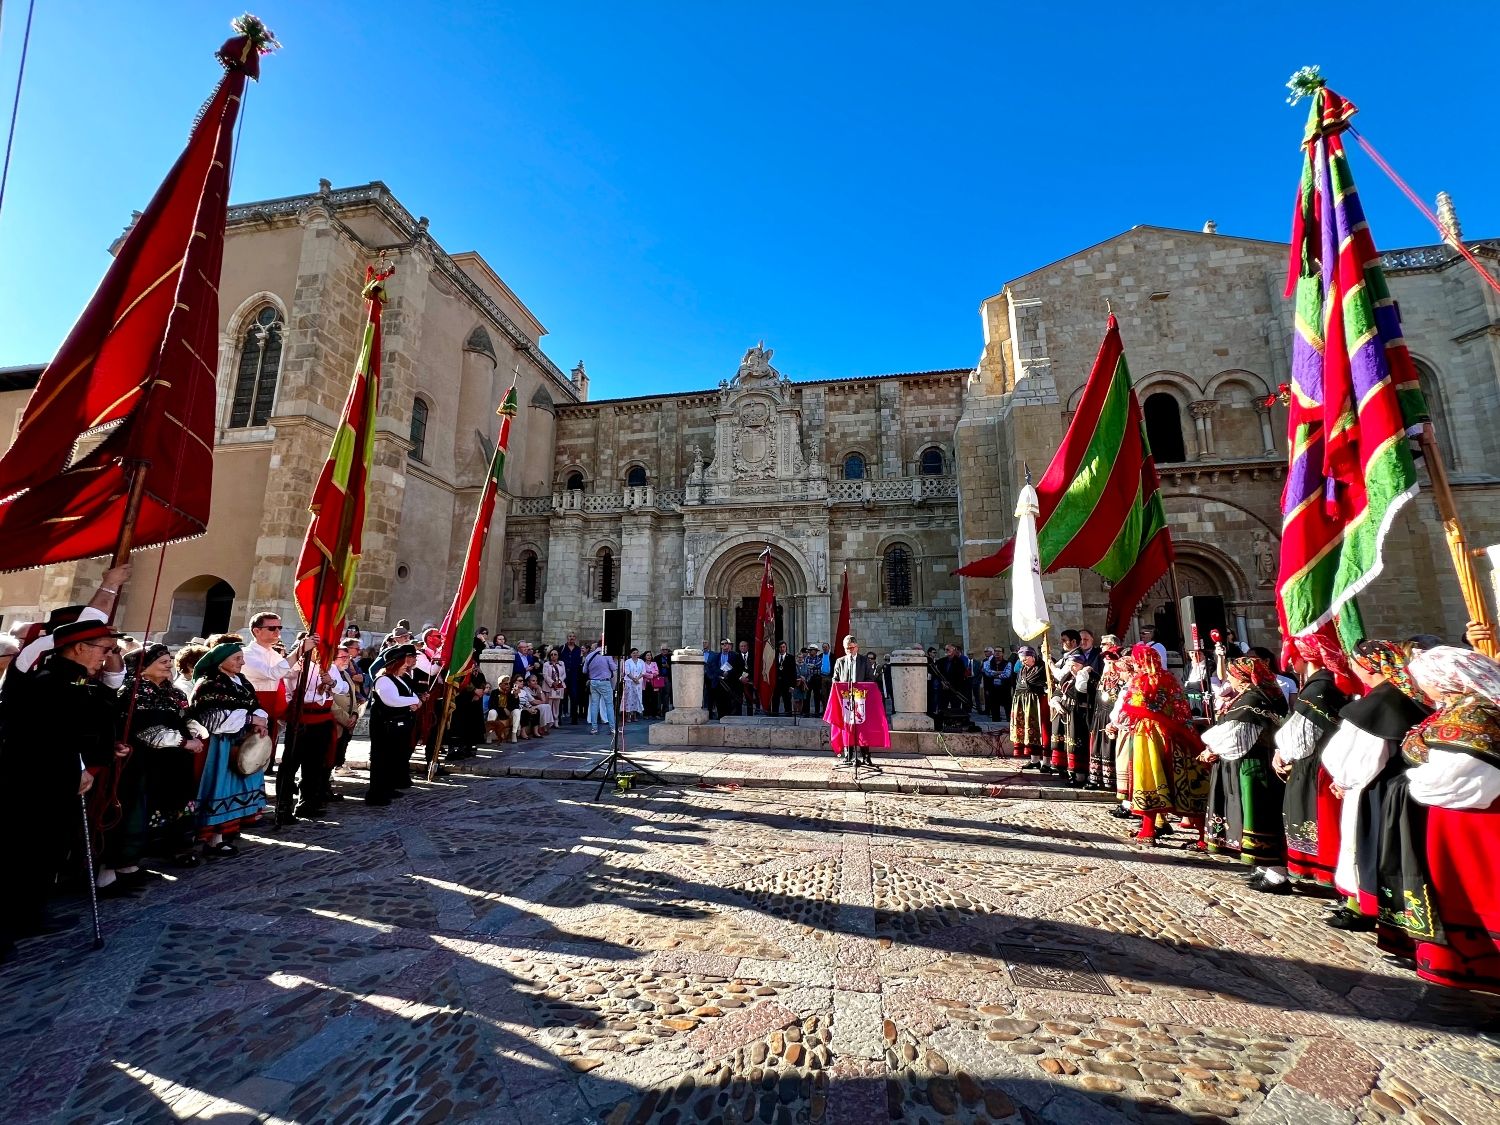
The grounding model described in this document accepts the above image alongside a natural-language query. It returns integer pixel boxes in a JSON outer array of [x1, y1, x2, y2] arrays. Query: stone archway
[[698, 535, 814, 653], [166, 575, 236, 642]]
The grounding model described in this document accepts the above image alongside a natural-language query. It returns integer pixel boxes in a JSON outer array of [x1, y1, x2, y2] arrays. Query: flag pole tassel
[[1418, 425, 1497, 657]]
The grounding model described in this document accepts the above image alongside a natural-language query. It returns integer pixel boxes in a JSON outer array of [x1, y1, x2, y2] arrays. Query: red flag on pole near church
[[754, 548, 776, 713], [294, 264, 392, 663], [439, 379, 520, 682], [0, 18, 277, 571], [835, 569, 851, 651]]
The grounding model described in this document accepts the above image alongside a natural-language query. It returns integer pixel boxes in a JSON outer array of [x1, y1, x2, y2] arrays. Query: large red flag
[[438, 380, 520, 682], [754, 549, 776, 713], [0, 18, 276, 570], [835, 569, 851, 652], [294, 265, 392, 663]]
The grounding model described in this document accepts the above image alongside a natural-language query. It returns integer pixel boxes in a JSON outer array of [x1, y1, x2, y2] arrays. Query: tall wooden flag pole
[[428, 377, 522, 776], [0, 17, 277, 582]]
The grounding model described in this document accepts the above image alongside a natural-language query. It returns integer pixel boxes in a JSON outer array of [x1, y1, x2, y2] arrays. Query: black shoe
[[365, 796, 391, 807], [1020, 761, 1040, 771], [1108, 807, 1134, 819], [205, 842, 238, 858], [1477, 1020, 1500, 1048], [1039, 764, 1053, 775], [431, 767, 451, 778], [1326, 909, 1375, 931], [389, 789, 407, 799], [274, 813, 298, 829], [1082, 782, 1101, 791], [116, 868, 150, 887], [1250, 875, 1293, 895], [1383, 953, 1416, 969], [98, 880, 141, 899], [326, 792, 345, 803]]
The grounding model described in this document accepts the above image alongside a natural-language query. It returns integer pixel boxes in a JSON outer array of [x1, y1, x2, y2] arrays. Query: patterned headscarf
[[1352, 640, 1419, 700], [1408, 646, 1500, 705], [1130, 643, 1163, 675], [1017, 645, 1037, 658], [1292, 632, 1357, 695], [1223, 656, 1289, 720], [1228, 656, 1283, 697]]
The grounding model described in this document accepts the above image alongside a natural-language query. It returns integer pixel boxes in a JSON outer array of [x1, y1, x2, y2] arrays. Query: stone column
[[666, 646, 708, 724], [888, 645, 933, 731], [478, 647, 512, 691], [1255, 402, 1277, 455], [1188, 400, 1215, 460]]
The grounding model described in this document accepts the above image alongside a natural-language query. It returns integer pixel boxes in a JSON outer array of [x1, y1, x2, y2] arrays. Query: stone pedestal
[[479, 646, 515, 685], [888, 645, 934, 731], [666, 646, 708, 724]]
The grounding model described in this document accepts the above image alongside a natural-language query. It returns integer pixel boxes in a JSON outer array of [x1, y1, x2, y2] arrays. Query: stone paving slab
[[344, 720, 1113, 801], [3, 773, 1499, 1124]]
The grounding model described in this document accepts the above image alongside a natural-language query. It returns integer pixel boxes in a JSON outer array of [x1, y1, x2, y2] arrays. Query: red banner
[[754, 550, 776, 713]]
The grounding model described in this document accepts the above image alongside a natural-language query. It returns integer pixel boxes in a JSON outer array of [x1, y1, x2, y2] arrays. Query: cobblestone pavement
[[3, 774, 1498, 1124], [347, 718, 1095, 800]]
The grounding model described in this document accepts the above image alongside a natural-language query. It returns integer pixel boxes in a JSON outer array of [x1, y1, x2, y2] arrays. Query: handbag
[[233, 730, 274, 776]]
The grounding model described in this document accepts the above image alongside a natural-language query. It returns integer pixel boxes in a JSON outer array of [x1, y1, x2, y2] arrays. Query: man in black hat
[[0, 619, 126, 961], [8, 564, 132, 684]]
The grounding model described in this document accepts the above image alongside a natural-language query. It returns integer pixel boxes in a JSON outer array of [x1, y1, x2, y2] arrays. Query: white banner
[[1012, 483, 1050, 641]]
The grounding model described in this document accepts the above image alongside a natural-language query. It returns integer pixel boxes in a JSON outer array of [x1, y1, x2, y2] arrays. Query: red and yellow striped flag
[[294, 265, 391, 660]]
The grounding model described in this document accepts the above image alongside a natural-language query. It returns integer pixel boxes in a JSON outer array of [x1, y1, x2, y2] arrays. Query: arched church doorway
[[1137, 547, 1248, 652], [166, 576, 236, 642], [700, 542, 810, 654]]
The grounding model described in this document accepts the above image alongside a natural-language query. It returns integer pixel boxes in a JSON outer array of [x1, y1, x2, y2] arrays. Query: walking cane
[[79, 793, 104, 951]]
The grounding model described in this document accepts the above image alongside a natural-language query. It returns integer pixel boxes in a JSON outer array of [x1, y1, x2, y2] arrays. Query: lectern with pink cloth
[[824, 681, 888, 775]]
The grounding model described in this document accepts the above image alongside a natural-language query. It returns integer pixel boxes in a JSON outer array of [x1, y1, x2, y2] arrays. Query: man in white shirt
[[1138, 625, 1170, 669], [241, 611, 314, 758], [278, 654, 347, 826]]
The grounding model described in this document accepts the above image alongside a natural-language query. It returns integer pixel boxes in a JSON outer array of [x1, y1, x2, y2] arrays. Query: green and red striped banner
[[438, 380, 520, 682], [954, 315, 1173, 634]]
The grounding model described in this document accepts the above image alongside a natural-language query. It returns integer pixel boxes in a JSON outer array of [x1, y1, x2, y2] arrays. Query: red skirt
[[1415, 799, 1500, 995], [1286, 765, 1342, 885]]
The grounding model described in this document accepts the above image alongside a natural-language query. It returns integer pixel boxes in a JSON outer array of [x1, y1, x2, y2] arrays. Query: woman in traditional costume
[[1273, 633, 1356, 889], [122, 644, 204, 869], [1401, 647, 1500, 1036], [1012, 646, 1050, 766], [1116, 644, 1208, 843], [1200, 657, 1291, 888], [1321, 641, 1431, 931], [1087, 645, 1127, 794], [189, 642, 269, 855], [1052, 650, 1096, 787], [367, 645, 421, 805]]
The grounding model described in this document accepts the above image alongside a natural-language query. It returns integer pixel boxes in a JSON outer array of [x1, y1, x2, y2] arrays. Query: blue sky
[[0, 1, 1494, 397]]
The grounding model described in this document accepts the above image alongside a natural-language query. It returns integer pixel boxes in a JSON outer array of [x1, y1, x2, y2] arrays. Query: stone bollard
[[481, 646, 516, 686], [666, 646, 709, 724], [888, 645, 934, 731]]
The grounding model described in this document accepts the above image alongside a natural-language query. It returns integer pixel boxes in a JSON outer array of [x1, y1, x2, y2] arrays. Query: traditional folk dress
[[1089, 654, 1129, 792], [1276, 669, 1351, 885], [1323, 646, 1431, 916], [368, 658, 421, 804], [1203, 659, 1290, 865], [1010, 656, 1049, 762], [189, 660, 269, 839], [114, 663, 201, 863], [1119, 645, 1208, 839], [622, 656, 646, 717], [1056, 655, 1096, 782]]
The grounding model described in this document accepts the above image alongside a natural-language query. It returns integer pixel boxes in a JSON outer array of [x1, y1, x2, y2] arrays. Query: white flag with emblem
[[1011, 481, 1050, 640]]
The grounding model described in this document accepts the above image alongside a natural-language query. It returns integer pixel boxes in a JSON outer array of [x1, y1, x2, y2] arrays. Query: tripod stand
[[582, 662, 667, 800]]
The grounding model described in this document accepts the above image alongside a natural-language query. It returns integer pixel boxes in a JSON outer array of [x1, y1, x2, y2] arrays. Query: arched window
[[625, 465, 648, 488], [1143, 393, 1187, 464], [520, 550, 539, 605], [409, 397, 430, 463], [843, 453, 865, 480], [597, 548, 616, 603], [885, 545, 913, 607], [1413, 360, 1456, 470], [919, 447, 945, 475], [565, 471, 585, 492], [228, 305, 283, 428]]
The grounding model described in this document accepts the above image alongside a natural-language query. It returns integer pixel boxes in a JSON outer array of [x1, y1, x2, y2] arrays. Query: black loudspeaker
[[1179, 595, 1228, 651], [603, 609, 632, 658]]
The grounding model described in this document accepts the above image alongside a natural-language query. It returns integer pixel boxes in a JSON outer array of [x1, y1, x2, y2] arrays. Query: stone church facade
[[1, 180, 1495, 653]]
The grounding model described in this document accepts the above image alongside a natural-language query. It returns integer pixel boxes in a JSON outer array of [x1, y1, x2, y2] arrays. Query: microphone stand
[[583, 653, 667, 800]]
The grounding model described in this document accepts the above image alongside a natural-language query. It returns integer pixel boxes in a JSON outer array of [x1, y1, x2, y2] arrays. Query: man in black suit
[[715, 639, 744, 720], [772, 641, 797, 715], [831, 634, 875, 685]]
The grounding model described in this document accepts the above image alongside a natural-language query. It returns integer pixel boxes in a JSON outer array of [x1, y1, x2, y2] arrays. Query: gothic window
[[843, 453, 865, 480], [228, 305, 283, 428], [565, 471, 585, 492], [885, 545, 913, 607], [409, 397, 430, 463], [625, 465, 648, 488], [1413, 360, 1456, 470], [1143, 392, 1187, 464], [919, 447, 945, 475], [597, 548, 616, 603], [520, 551, 539, 605]]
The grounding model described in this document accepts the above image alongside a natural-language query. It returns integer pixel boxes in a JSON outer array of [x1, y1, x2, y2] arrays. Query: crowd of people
[[999, 618, 1499, 1042]]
